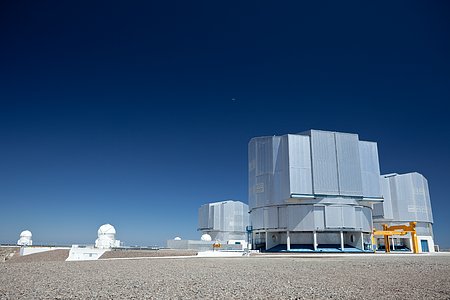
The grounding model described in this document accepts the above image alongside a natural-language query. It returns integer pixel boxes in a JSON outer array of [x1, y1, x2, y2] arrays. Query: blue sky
[[0, 1, 449, 247]]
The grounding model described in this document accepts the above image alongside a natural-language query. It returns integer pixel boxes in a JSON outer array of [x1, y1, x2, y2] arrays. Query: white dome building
[[17, 230, 32, 246], [201, 234, 212, 241], [174, 237, 182, 240], [95, 224, 120, 249]]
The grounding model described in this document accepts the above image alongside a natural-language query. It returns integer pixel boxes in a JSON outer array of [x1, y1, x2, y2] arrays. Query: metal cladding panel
[[273, 136, 291, 205], [209, 206, 215, 228], [249, 136, 290, 210], [243, 203, 250, 229], [256, 138, 273, 176], [287, 205, 314, 231], [310, 130, 340, 195], [212, 205, 221, 230], [288, 134, 313, 195], [248, 137, 274, 210], [255, 137, 273, 208], [335, 133, 363, 196], [415, 223, 433, 236], [248, 139, 257, 210], [359, 141, 382, 198], [198, 204, 210, 229], [313, 206, 325, 230], [390, 173, 433, 223], [372, 202, 383, 218], [376, 176, 393, 219], [250, 208, 264, 230], [264, 206, 278, 229], [236, 202, 249, 232], [355, 206, 372, 231], [325, 206, 343, 228], [278, 206, 287, 228], [342, 206, 356, 228], [355, 207, 362, 229], [201, 201, 249, 233], [423, 177, 434, 223], [254, 174, 272, 208], [361, 207, 372, 232], [323, 205, 363, 229], [222, 203, 234, 232], [232, 203, 244, 232]]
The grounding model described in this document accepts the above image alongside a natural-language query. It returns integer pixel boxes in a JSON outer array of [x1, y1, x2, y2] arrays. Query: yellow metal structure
[[372, 222, 419, 254]]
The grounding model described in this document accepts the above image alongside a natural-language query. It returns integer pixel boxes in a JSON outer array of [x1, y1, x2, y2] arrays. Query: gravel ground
[[1, 254, 449, 299], [1, 248, 196, 263], [0, 248, 19, 262], [100, 249, 197, 259]]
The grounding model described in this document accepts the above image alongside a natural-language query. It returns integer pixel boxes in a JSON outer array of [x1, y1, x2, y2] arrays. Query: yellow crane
[[372, 221, 419, 254]]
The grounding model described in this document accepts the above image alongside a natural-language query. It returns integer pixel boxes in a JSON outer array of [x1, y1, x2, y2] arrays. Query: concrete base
[[66, 245, 107, 261]]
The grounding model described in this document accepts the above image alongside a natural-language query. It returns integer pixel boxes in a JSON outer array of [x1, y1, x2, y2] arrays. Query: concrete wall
[[66, 246, 106, 261], [417, 236, 435, 253], [166, 239, 244, 251], [20, 246, 70, 256], [167, 239, 215, 251]]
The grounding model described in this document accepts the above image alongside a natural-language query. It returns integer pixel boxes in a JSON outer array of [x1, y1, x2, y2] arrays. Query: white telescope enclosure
[[95, 224, 120, 249], [17, 230, 33, 246]]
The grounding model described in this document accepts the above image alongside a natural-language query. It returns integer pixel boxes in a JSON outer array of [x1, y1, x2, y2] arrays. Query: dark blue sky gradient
[[1, 1, 449, 247]]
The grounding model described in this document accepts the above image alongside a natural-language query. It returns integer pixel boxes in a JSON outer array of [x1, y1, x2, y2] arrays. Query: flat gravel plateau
[[1, 254, 449, 299]]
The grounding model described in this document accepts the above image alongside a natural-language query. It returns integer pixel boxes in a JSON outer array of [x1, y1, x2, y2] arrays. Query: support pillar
[[371, 234, 375, 252], [361, 232, 364, 251], [384, 235, 390, 253], [340, 231, 344, 251], [286, 231, 291, 251], [411, 232, 419, 254], [265, 231, 268, 251], [313, 231, 318, 251]]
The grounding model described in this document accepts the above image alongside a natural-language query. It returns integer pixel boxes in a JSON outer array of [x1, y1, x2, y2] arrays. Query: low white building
[[67, 223, 121, 261]]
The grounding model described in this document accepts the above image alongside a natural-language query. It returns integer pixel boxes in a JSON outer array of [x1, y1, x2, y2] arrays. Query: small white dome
[[17, 230, 33, 246], [174, 237, 182, 240], [98, 224, 116, 236], [20, 230, 32, 238], [95, 224, 119, 249], [201, 234, 212, 241]]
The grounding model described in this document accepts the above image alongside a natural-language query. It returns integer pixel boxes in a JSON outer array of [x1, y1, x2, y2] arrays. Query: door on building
[[420, 240, 429, 252]]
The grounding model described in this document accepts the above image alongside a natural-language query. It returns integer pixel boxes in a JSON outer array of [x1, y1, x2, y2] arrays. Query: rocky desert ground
[[1, 249, 449, 299]]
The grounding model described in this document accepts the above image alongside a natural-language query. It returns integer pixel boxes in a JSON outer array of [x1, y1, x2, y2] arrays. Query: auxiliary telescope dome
[[95, 224, 120, 249], [98, 224, 116, 237], [17, 230, 33, 246], [201, 234, 212, 241]]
